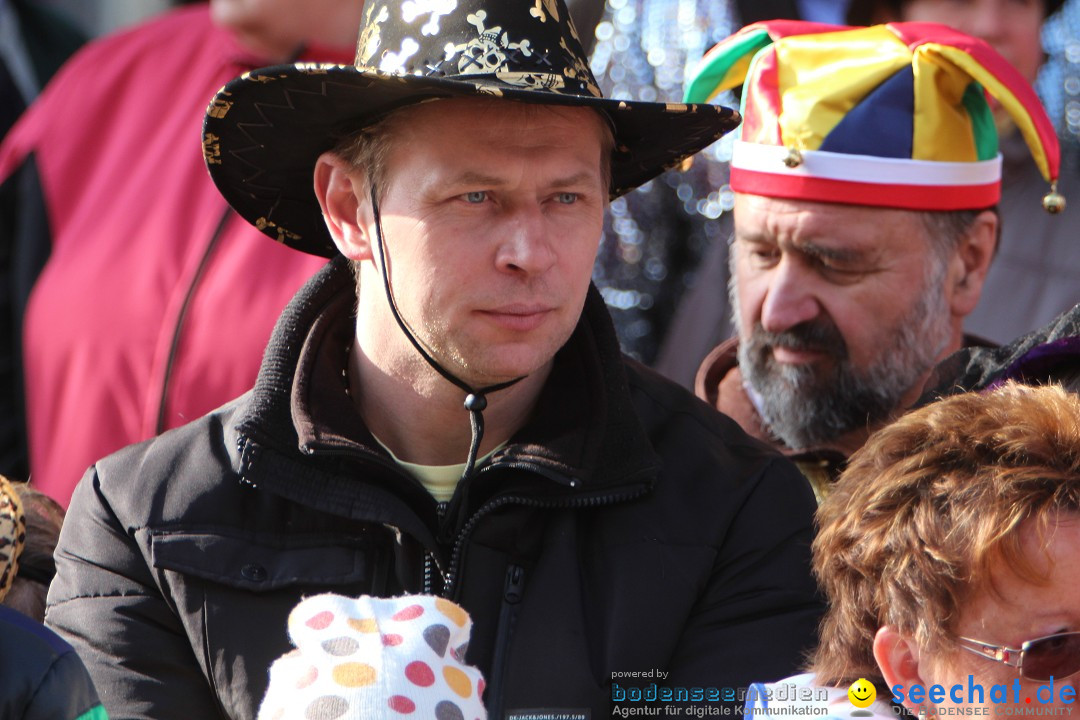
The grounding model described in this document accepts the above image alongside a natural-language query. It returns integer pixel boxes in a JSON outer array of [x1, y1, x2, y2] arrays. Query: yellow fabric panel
[[911, 44, 979, 162], [774, 25, 909, 150], [712, 54, 755, 103], [927, 44, 1050, 180]]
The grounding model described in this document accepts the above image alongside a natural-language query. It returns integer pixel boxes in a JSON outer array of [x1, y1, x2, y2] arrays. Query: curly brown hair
[[810, 382, 1080, 690]]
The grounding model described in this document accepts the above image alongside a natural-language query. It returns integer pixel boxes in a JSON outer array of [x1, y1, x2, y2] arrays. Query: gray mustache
[[752, 321, 847, 358]]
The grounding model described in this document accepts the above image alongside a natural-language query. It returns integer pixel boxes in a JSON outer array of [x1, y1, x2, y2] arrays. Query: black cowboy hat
[[203, 0, 741, 257]]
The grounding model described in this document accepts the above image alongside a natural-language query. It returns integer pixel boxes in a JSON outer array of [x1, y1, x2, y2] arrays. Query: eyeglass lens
[[1025, 633, 1080, 681]]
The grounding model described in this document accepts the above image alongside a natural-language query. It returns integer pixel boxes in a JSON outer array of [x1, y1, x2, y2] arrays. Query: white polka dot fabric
[[258, 594, 487, 720]]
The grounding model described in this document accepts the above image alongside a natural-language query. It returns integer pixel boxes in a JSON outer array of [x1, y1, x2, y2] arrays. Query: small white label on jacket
[[507, 710, 590, 720]]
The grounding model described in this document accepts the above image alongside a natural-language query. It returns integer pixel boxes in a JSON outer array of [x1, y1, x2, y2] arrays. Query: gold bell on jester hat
[[1044, 182, 1066, 214]]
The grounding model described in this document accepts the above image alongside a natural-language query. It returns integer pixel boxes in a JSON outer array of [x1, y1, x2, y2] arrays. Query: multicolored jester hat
[[685, 20, 1064, 213]]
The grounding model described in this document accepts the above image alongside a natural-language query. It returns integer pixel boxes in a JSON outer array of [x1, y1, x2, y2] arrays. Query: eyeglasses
[[957, 632, 1080, 682]]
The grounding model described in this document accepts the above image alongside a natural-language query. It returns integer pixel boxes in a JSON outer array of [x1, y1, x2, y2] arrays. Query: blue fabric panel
[[820, 65, 914, 158]]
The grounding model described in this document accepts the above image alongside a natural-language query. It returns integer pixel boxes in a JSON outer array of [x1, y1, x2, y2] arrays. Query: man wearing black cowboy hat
[[45, 1, 823, 717]]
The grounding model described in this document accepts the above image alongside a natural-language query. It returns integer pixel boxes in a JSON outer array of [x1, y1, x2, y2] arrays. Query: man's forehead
[[733, 192, 931, 253], [359, 97, 613, 194], [378, 96, 609, 137]]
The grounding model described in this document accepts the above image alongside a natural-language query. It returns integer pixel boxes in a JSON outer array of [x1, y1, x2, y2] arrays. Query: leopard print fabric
[[0, 476, 26, 602]]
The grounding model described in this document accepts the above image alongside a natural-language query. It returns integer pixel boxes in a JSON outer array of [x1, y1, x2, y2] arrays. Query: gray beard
[[734, 271, 950, 451]]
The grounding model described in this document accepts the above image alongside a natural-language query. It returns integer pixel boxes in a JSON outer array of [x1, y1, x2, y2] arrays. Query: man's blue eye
[[557, 192, 577, 204], [464, 191, 486, 204]]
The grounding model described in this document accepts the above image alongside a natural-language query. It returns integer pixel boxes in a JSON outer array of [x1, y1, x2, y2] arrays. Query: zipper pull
[[504, 563, 525, 604], [487, 563, 527, 718], [435, 500, 451, 545]]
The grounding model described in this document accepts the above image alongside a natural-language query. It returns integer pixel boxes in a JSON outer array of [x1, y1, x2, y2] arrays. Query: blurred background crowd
[[20, 0, 1080, 366]]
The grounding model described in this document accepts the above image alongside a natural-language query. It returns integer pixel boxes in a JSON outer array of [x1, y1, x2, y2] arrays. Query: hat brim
[[203, 63, 740, 256]]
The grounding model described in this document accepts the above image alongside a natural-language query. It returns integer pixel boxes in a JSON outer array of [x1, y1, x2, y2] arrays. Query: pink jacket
[[0, 6, 347, 505]]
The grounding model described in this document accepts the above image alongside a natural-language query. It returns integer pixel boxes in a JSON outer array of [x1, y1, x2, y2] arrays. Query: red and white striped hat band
[[729, 141, 1004, 210]]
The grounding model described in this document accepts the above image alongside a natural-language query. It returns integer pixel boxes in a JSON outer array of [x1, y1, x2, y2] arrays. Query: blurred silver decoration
[[1044, 0, 1080, 148], [590, 0, 740, 362]]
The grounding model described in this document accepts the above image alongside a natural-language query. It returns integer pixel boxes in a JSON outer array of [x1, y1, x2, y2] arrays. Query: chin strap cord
[[368, 184, 524, 481]]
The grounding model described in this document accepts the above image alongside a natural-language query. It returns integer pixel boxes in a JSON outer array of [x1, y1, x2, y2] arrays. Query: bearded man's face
[[730, 193, 954, 450]]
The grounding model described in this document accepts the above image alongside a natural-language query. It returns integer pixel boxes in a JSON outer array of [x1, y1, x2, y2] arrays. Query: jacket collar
[[696, 333, 994, 477], [234, 256, 659, 515], [695, 338, 849, 495], [696, 338, 761, 440]]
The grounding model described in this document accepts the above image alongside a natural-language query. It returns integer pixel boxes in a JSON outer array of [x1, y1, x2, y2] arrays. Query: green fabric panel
[[684, 28, 772, 103], [962, 81, 999, 161], [75, 704, 109, 720]]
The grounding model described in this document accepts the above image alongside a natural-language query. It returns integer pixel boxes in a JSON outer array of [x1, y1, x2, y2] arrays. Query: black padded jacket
[[46, 257, 824, 719]]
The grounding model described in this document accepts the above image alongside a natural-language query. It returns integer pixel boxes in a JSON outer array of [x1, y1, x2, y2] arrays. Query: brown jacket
[[695, 338, 857, 501], [696, 336, 994, 501]]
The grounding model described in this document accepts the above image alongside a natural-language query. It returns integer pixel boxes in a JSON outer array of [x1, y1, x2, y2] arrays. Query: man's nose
[[759, 259, 820, 334], [495, 205, 557, 275]]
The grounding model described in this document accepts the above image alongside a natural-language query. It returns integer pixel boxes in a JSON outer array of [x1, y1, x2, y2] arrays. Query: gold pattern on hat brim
[[205, 64, 738, 257], [203, 0, 740, 257], [0, 476, 26, 603]]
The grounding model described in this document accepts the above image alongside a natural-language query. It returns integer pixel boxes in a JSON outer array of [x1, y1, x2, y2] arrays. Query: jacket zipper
[[442, 486, 645, 715], [280, 442, 650, 606], [423, 553, 436, 594], [487, 563, 526, 720], [442, 478, 651, 596], [154, 207, 232, 433], [424, 502, 450, 594]]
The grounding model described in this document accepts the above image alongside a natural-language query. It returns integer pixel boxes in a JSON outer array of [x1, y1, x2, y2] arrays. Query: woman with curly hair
[[749, 381, 1080, 719]]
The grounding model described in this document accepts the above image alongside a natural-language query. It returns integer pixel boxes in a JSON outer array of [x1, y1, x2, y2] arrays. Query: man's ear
[[874, 626, 928, 715], [946, 209, 997, 319], [313, 151, 373, 261]]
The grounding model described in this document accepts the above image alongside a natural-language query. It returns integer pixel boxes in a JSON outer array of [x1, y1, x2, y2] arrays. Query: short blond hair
[[811, 382, 1080, 688]]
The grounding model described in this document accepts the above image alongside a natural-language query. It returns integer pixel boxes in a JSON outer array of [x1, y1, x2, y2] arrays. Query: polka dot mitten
[[258, 594, 487, 720]]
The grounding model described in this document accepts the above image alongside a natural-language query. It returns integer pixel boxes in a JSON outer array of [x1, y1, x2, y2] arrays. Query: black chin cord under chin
[[369, 184, 524, 482]]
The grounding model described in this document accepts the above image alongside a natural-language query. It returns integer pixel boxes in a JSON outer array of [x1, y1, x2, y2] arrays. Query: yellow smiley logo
[[848, 678, 876, 708]]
